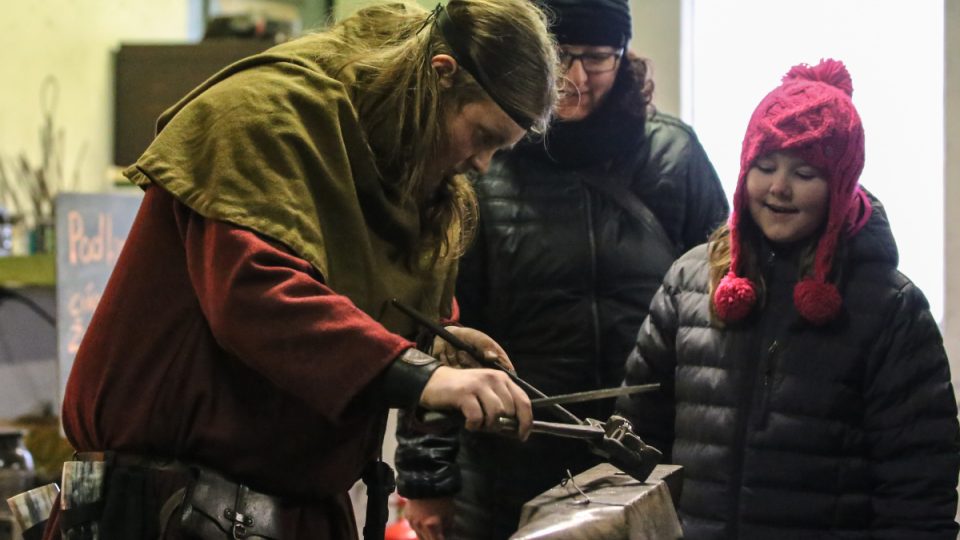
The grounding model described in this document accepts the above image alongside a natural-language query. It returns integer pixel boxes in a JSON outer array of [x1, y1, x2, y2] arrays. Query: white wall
[[686, 1, 945, 322], [630, 0, 682, 117], [0, 0, 192, 423], [0, 0, 192, 200], [945, 1, 960, 386]]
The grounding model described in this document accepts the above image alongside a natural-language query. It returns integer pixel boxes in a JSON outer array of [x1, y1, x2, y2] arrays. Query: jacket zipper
[[582, 184, 603, 391], [755, 248, 787, 431], [753, 340, 780, 430], [730, 248, 779, 538]]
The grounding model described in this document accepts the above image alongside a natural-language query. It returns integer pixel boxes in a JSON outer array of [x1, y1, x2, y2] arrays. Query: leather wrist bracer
[[378, 348, 441, 408]]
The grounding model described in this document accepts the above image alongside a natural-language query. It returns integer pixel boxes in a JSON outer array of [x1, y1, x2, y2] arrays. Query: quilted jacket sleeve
[[394, 410, 462, 498], [864, 280, 960, 539], [616, 266, 684, 460]]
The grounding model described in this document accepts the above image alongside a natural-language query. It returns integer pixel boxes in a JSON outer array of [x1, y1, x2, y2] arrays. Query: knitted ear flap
[[714, 272, 757, 322], [781, 59, 857, 326]]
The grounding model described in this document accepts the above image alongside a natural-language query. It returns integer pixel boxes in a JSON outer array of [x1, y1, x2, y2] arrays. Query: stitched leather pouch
[[179, 467, 283, 539]]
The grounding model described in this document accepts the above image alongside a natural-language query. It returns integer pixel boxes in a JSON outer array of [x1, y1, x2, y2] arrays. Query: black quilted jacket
[[617, 199, 960, 539], [395, 104, 728, 504]]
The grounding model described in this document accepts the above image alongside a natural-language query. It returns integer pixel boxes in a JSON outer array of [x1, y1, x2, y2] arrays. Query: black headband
[[435, 6, 534, 130]]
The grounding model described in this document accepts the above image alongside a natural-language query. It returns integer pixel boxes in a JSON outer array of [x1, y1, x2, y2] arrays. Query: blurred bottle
[[385, 495, 417, 540], [27, 219, 54, 256], [0, 430, 35, 540], [0, 208, 13, 257]]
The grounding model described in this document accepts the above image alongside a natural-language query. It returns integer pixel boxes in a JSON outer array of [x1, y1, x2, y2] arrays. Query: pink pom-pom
[[713, 273, 757, 322], [793, 279, 842, 325], [782, 58, 853, 96]]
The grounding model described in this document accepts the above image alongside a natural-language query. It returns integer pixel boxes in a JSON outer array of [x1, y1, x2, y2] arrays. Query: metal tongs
[[493, 415, 662, 483], [391, 300, 663, 483]]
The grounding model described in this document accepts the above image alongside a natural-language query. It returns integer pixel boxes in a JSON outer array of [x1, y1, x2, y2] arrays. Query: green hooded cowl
[[124, 36, 456, 336]]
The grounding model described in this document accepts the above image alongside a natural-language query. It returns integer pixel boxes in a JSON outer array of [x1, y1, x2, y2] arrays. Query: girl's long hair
[[707, 219, 822, 321]]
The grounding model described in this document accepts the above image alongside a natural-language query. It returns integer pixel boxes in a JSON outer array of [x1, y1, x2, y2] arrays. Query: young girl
[[617, 59, 959, 539]]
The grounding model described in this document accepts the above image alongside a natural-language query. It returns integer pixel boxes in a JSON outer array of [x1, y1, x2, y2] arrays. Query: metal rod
[[531, 384, 660, 407], [494, 417, 604, 440], [390, 299, 584, 425]]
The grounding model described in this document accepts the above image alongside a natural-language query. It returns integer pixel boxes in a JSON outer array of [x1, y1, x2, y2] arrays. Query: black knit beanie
[[539, 0, 632, 47]]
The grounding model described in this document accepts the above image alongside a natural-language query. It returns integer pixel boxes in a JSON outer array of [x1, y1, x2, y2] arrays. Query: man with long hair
[[41, 2, 559, 539]]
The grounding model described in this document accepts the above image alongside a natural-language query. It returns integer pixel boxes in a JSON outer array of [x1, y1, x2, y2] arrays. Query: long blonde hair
[[307, 1, 559, 263], [707, 221, 821, 321]]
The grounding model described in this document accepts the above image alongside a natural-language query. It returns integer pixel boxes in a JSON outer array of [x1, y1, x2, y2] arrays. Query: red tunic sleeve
[[173, 198, 414, 421]]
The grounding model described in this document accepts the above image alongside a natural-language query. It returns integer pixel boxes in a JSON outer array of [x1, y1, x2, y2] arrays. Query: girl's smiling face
[[746, 151, 830, 245]]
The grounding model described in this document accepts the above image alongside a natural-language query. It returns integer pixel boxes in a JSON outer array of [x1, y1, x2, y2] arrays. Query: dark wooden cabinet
[[113, 39, 273, 166]]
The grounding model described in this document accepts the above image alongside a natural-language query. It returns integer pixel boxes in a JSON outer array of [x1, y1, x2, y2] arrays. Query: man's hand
[[419, 366, 532, 440], [433, 326, 516, 372], [405, 497, 454, 540]]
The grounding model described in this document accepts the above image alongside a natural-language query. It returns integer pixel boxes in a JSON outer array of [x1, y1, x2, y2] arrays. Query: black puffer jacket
[[396, 56, 729, 530], [456, 111, 728, 407], [617, 199, 960, 539]]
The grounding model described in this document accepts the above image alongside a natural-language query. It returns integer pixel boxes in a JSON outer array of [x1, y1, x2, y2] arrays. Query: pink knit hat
[[713, 59, 873, 325]]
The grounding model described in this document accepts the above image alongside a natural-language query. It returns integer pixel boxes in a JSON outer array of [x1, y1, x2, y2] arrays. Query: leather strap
[[377, 349, 441, 408], [158, 487, 186, 538], [580, 175, 680, 258]]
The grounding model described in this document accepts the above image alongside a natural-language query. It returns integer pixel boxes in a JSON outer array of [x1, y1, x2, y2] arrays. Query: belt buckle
[[223, 507, 253, 538]]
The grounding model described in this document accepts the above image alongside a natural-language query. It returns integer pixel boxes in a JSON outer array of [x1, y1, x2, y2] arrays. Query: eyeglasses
[[558, 49, 623, 73]]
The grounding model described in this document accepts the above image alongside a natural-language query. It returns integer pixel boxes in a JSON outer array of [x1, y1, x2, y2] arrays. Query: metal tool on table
[[390, 299, 663, 483]]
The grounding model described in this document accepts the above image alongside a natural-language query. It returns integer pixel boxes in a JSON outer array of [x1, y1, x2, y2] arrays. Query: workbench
[[512, 463, 683, 540]]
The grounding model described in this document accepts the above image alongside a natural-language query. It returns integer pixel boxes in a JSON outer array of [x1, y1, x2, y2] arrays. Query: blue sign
[[55, 191, 143, 410]]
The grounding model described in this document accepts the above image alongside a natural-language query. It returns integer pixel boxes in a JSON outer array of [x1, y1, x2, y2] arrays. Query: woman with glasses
[[395, 0, 729, 538]]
